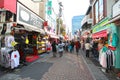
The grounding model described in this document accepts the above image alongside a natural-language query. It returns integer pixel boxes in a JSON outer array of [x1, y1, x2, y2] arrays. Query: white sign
[[31, 0, 43, 2], [113, 0, 120, 17]]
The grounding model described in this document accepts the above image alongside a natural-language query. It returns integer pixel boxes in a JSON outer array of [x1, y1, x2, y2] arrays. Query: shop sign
[[112, 0, 120, 18], [92, 18, 109, 33], [0, 0, 17, 14], [17, 2, 44, 29]]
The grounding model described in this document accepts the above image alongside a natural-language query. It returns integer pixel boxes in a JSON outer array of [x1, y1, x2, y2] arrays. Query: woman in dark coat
[[51, 41, 57, 57]]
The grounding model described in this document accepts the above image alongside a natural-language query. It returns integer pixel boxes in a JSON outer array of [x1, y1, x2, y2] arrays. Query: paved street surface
[[0, 50, 110, 80]]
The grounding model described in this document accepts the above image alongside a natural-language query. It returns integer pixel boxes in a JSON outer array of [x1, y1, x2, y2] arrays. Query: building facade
[[91, 0, 120, 69], [72, 15, 84, 35]]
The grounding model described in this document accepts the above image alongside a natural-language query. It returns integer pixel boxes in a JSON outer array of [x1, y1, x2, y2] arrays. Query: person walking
[[19, 31, 28, 66], [75, 40, 80, 56], [85, 40, 91, 57], [51, 41, 57, 57], [58, 41, 64, 57]]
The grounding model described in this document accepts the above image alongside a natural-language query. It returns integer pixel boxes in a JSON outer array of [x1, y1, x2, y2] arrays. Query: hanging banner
[[47, 1, 52, 15]]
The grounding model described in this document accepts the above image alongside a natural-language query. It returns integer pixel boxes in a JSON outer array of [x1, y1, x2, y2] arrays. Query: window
[[93, 0, 105, 25], [99, 0, 104, 20]]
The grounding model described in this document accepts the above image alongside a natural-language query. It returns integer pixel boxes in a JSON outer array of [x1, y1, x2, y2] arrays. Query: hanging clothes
[[106, 49, 115, 69], [0, 47, 20, 69], [0, 32, 20, 69], [0, 47, 12, 68], [99, 46, 108, 68], [108, 33, 118, 68], [10, 50, 20, 69], [5, 35, 15, 48]]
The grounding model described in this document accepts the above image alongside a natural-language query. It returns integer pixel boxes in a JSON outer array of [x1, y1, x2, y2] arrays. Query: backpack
[[59, 44, 63, 49]]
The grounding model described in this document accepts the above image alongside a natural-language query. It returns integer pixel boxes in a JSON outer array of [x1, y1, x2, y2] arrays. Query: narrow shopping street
[[0, 50, 111, 80], [40, 52, 94, 80]]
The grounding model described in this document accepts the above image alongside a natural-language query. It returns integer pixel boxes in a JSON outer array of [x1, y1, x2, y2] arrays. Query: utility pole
[[58, 2, 63, 35]]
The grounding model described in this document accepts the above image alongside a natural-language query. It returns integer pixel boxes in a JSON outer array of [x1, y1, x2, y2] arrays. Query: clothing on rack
[[99, 49, 115, 69], [106, 49, 115, 69], [0, 47, 20, 69]]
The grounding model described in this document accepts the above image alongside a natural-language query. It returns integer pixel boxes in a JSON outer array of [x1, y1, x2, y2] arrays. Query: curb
[[80, 50, 96, 80]]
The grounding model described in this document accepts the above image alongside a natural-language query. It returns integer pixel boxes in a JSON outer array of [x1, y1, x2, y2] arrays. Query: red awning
[[92, 30, 107, 38], [0, 0, 17, 14]]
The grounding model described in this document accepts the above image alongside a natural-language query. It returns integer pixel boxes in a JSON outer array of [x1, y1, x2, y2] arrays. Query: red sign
[[0, 0, 17, 14], [43, 21, 48, 27]]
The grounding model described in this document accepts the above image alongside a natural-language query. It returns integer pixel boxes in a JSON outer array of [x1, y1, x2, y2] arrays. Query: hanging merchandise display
[[37, 35, 46, 54], [0, 24, 20, 69]]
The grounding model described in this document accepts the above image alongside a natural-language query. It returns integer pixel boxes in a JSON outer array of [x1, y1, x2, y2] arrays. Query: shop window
[[99, 0, 104, 20], [93, 0, 106, 25]]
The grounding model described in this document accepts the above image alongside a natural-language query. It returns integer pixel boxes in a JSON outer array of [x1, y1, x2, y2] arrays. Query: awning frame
[[92, 30, 107, 39]]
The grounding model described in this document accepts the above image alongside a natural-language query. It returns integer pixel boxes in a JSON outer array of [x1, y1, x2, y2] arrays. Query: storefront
[[16, 2, 45, 62], [92, 16, 120, 69], [0, 0, 19, 69], [105, 0, 120, 69]]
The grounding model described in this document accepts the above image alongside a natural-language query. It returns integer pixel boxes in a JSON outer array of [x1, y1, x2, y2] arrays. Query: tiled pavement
[[0, 50, 109, 80], [40, 52, 94, 80], [79, 50, 109, 80]]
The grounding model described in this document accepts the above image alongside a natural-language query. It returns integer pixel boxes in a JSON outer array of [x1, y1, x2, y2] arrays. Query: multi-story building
[[42, 0, 61, 39], [89, 0, 120, 69], [72, 15, 84, 40], [81, 4, 92, 41]]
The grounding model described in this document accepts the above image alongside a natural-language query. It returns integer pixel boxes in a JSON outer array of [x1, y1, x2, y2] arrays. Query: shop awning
[[24, 26, 45, 34], [45, 31, 59, 39], [92, 30, 107, 38], [50, 35, 59, 39], [0, 0, 17, 14]]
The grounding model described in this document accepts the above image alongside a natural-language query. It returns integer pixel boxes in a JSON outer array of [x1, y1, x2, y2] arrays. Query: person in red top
[[75, 40, 80, 56]]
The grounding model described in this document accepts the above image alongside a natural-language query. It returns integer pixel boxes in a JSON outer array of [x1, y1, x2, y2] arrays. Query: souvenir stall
[[16, 2, 45, 62], [43, 19, 59, 52], [37, 34, 46, 54], [0, 0, 45, 64], [92, 17, 119, 72], [0, 22, 20, 69], [14, 27, 41, 63], [0, 0, 20, 69]]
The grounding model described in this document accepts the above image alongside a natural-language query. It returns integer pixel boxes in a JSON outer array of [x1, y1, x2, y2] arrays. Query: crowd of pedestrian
[[51, 39, 81, 57], [50, 37, 102, 60]]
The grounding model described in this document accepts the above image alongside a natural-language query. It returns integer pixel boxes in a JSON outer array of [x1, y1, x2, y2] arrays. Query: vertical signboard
[[47, 0, 52, 15]]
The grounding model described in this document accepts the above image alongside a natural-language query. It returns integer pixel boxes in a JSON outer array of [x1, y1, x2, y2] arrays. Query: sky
[[60, 0, 90, 32]]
